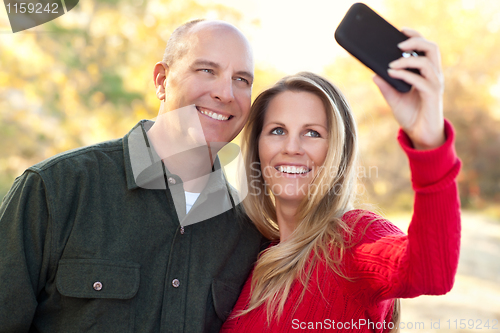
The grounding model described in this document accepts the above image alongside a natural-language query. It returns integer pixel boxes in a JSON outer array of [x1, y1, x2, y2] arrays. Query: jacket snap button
[[93, 281, 103, 291], [168, 177, 176, 185], [172, 279, 180, 288]]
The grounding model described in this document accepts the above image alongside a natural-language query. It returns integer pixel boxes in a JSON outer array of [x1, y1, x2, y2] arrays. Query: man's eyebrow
[[192, 59, 221, 69]]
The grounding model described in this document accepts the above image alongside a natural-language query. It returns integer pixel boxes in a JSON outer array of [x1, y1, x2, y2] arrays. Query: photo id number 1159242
[[446, 319, 499, 330], [6, 2, 59, 14]]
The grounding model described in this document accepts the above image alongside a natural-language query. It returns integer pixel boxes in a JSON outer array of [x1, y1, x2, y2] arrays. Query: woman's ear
[[153, 61, 169, 101]]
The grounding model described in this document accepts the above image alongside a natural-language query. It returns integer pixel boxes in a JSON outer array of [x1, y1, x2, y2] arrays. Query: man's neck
[[147, 120, 219, 193]]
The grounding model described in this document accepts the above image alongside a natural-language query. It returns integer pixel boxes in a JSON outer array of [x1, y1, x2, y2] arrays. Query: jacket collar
[[122, 120, 227, 193]]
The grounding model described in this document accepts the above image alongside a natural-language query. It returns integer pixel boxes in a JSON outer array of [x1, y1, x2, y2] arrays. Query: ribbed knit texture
[[221, 120, 461, 333]]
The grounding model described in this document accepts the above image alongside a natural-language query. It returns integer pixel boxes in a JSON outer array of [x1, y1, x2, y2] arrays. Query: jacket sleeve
[[346, 119, 461, 303], [0, 170, 52, 331]]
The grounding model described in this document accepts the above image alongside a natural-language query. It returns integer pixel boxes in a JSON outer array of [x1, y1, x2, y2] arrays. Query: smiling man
[[153, 20, 254, 147], [147, 20, 254, 199], [0, 20, 263, 332]]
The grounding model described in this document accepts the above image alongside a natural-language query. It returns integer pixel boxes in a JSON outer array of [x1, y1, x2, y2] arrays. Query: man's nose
[[211, 76, 234, 103]]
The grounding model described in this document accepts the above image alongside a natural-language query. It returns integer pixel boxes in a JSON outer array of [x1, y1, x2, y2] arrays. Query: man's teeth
[[198, 108, 230, 121], [277, 166, 309, 174]]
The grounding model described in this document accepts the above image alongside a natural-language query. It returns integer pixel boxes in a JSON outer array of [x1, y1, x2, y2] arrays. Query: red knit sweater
[[221, 120, 461, 333]]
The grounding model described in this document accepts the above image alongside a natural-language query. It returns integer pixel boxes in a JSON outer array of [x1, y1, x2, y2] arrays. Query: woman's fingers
[[373, 28, 446, 149], [400, 27, 423, 38], [387, 68, 438, 96], [388, 56, 444, 93], [389, 29, 445, 96], [397, 36, 442, 73]]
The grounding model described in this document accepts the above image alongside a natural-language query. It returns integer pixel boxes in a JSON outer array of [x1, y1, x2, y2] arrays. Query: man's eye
[[304, 130, 321, 138], [200, 69, 214, 74], [271, 128, 285, 135], [235, 77, 250, 85]]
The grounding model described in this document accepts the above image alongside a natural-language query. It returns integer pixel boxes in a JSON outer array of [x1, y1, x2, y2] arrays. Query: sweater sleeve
[[346, 119, 461, 303]]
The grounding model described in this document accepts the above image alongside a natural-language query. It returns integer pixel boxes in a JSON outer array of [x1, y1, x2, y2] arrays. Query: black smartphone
[[334, 3, 422, 93]]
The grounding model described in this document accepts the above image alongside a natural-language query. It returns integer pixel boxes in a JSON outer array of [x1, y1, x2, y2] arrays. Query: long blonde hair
[[239, 72, 400, 331], [240, 72, 359, 320]]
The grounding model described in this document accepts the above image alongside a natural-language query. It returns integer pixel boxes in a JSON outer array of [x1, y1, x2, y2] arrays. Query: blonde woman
[[221, 30, 461, 332]]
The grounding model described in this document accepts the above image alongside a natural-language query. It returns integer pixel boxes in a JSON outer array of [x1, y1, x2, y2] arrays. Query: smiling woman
[[221, 52, 461, 332], [243, 72, 358, 242]]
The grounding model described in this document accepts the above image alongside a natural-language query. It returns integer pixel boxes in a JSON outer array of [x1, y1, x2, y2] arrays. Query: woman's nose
[[282, 135, 304, 155]]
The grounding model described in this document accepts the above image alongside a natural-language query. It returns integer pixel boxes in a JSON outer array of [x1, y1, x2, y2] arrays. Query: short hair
[[162, 19, 206, 66]]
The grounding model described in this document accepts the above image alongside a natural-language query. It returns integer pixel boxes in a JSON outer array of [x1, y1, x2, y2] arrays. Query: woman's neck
[[275, 199, 301, 242]]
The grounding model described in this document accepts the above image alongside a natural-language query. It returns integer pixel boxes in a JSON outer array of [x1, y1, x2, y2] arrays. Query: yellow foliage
[[1, 0, 500, 208]]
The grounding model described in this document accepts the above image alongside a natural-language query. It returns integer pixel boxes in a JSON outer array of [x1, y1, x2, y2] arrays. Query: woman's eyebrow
[[303, 123, 328, 130], [263, 121, 286, 127], [263, 122, 327, 130]]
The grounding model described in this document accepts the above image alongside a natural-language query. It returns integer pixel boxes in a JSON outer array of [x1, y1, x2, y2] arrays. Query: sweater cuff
[[398, 119, 461, 191]]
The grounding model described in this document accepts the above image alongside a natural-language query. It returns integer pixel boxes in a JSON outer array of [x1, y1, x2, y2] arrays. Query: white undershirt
[[185, 191, 201, 214]]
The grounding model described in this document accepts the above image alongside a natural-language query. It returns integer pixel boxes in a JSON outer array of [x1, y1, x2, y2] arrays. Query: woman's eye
[[270, 128, 285, 135], [304, 130, 321, 138]]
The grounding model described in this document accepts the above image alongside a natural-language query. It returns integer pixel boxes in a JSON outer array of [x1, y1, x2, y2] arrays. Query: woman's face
[[258, 90, 329, 203]]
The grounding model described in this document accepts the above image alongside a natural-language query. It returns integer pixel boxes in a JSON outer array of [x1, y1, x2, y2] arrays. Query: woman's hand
[[373, 28, 445, 150]]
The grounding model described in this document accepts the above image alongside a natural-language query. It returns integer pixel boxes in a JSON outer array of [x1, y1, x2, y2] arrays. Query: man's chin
[[202, 131, 236, 150], [205, 141, 230, 152]]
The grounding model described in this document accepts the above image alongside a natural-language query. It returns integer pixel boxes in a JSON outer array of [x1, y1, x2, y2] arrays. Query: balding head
[[162, 20, 251, 67]]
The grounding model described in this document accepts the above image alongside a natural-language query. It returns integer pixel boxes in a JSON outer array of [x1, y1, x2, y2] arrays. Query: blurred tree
[[323, 0, 500, 210], [2, 0, 499, 208]]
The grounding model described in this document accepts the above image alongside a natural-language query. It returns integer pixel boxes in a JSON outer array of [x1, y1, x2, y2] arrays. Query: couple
[[0, 19, 460, 332]]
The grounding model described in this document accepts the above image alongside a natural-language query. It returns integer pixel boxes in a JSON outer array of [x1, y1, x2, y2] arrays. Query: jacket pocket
[[211, 279, 241, 322], [55, 258, 140, 332]]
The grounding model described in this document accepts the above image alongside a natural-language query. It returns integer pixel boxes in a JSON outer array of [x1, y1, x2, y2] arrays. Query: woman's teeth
[[276, 166, 309, 174]]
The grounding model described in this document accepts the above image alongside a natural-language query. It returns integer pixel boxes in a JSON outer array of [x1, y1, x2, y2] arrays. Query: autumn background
[[1, 0, 499, 331]]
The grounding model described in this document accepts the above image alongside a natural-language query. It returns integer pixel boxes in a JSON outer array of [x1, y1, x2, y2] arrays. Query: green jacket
[[0, 121, 263, 332]]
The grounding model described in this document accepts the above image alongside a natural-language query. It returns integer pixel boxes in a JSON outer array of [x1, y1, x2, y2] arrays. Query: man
[[0, 20, 263, 332]]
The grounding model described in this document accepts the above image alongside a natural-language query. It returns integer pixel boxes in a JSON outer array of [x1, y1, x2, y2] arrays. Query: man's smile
[[196, 106, 233, 121]]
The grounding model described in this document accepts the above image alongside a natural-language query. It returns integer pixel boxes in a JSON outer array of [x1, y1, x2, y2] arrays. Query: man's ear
[[153, 61, 169, 101]]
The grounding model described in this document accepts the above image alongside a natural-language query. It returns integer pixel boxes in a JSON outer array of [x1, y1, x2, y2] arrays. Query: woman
[[221, 29, 461, 332]]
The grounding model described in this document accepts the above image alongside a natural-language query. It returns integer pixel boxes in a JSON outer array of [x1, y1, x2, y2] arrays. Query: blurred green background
[[1, 0, 500, 331]]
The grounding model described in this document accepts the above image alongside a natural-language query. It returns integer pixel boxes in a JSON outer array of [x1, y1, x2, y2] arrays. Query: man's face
[[161, 24, 254, 146]]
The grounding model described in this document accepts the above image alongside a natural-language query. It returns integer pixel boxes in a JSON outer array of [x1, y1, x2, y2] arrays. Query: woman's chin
[[270, 185, 310, 203]]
